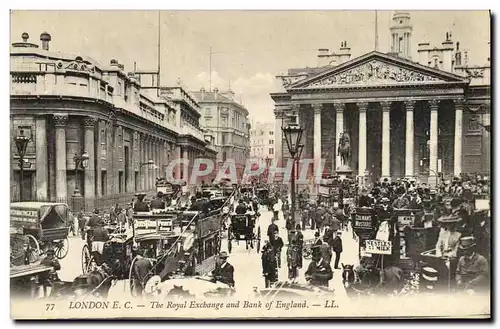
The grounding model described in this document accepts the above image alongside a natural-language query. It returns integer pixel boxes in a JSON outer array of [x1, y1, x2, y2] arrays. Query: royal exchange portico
[[271, 51, 485, 185]]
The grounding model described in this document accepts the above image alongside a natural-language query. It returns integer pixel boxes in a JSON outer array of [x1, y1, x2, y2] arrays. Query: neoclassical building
[[271, 12, 490, 184], [10, 32, 217, 208]]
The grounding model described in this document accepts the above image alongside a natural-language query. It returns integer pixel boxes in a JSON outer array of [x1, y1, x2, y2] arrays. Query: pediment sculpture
[[305, 60, 443, 88], [279, 74, 309, 88]]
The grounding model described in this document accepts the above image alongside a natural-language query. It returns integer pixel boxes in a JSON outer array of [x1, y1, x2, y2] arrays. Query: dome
[[40, 32, 51, 41]]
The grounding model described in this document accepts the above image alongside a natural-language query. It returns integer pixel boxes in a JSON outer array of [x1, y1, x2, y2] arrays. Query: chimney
[[200, 87, 205, 100], [21, 32, 29, 43], [317, 48, 330, 67], [40, 32, 51, 51], [417, 42, 430, 66], [339, 41, 351, 64]]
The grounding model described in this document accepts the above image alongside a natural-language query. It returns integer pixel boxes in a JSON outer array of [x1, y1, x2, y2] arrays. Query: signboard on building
[[365, 239, 392, 255]]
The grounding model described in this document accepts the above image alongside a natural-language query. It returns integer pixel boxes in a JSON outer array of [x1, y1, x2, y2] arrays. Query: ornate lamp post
[[14, 129, 31, 201], [282, 117, 304, 228]]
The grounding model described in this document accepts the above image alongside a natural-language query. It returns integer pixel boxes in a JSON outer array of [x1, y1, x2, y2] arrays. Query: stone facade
[[191, 88, 251, 179], [10, 33, 217, 209], [272, 13, 490, 185]]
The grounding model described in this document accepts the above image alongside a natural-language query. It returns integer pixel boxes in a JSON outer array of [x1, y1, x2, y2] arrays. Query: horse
[[337, 132, 351, 167], [71, 266, 113, 298], [342, 263, 405, 297]]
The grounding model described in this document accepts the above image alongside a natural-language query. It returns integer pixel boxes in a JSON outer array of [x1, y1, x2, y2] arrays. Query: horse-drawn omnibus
[[10, 202, 71, 263]]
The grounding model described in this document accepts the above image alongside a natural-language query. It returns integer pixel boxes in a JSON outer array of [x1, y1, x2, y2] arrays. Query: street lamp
[[73, 151, 90, 196], [14, 129, 31, 201], [282, 117, 304, 228]]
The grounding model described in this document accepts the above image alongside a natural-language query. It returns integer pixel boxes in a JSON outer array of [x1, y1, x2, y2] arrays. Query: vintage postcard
[[9, 10, 491, 319]]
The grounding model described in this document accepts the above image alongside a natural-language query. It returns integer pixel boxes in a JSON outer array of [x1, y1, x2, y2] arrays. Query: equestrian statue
[[337, 132, 351, 168]]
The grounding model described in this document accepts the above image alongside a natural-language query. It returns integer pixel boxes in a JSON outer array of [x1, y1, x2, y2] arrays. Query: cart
[[227, 211, 261, 253], [10, 202, 71, 263]]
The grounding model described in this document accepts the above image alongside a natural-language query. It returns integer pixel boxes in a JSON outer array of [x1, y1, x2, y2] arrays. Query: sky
[[10, 10, 490, 124]]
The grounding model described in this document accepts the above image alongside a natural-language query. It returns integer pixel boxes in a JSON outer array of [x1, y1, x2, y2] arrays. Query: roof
[[11, 202, 68, 209]]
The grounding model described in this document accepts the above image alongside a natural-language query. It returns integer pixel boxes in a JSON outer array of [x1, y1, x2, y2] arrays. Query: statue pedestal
[[336, 165, 354, 181]]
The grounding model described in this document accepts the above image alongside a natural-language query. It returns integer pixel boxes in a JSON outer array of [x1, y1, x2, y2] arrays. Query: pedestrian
[[126, 203, 134, 229], [261, 241, 278, 288], [295, 224, 304, 269], [332, 231, 343, 269], [117, 208, 127, 232], [287, 235, 300, 282], [77, 207, 86, 240], [270, 231, 284, 269], [273, 199, 281, 221], [109, 205, 117, 225], [305, 253, 333, 288]]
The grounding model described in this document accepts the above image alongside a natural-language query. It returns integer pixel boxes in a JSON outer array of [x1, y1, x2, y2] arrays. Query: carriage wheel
[[25, 234, 40, 264], [54, 238, 69, 259], [129, 256, 140, 297], [81, 244, 95, 274]]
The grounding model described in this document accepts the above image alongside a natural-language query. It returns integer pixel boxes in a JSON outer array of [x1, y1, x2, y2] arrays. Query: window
[[269, 140, 274, 145], [222, 151, 227, 162], [269, 131, 274, 135], [205, 117, 212, 125], [468, 115, 480, 132], [205, 108, 212, 116], [269, 148, 274, 155], [221, 133, 227, 145]]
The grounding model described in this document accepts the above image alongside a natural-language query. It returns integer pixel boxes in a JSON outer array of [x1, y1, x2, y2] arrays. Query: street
[[58, 206, 359, 299]]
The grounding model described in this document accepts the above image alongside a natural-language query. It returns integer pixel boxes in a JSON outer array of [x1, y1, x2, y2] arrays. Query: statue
[[337, 132, 351, 168]]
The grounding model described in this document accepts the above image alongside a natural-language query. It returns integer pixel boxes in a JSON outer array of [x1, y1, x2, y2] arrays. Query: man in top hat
[[305, 251, 333, 287], [358, 187, 373, 208], [87, 208, 101, 229], [133, 193, 150, 212], [392, 186, 409, 209], [39, 248, 61, 297], [150, 191, 166, 210], [331, 230, 343, 269], [211, 251, 235, 287], [456, 236, 489, 292]]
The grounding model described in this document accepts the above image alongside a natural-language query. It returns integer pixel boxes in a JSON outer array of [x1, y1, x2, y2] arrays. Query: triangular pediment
[[289, 51, 468, 90]]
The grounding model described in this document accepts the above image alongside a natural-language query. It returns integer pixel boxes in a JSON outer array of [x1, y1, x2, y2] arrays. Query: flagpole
[[375, 10, 379, 51]]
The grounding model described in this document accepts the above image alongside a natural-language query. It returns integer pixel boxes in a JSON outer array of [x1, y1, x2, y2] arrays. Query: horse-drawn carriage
[[256, 187, 271, 206], [10, 202, 71, 264], [226, 209, 261, 253]]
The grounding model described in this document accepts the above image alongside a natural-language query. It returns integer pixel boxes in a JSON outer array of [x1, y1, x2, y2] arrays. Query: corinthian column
[[381, 101, 391, 178], [83, 116, 98, 201], [429, 99, 440, 186], [357, 102, 368, 179], [334, 103, 345, 169], [53, 114, 68, 201], [35, 115, 48, 200], [454, 98, 464, 176], [405, 100, 415, 177], [312, 103, 322, 180]]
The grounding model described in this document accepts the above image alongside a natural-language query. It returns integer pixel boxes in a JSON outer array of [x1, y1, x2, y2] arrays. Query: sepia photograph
[[8, 9, 491, 320]]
